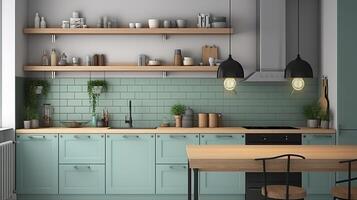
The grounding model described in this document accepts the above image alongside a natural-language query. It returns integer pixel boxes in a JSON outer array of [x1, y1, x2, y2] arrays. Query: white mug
[[135, 23, 143, 28], [129, 23, 135, 28]]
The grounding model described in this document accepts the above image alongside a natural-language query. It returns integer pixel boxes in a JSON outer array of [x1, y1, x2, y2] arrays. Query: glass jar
[[42, 104, 53, 127]]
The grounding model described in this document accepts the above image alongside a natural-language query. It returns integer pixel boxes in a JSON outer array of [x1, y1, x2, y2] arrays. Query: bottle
[[34, 12, 40, 28], [174, 49, 183, 66], [41, 50, 49, 66], [50, 49, 57, 66], [104, 109, 109, 127], [40, 17, 47, 28]]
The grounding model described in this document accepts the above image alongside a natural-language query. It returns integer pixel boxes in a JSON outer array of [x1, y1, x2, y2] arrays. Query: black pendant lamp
[[217, 0, 244, 79], [285, 0, 313, 79]]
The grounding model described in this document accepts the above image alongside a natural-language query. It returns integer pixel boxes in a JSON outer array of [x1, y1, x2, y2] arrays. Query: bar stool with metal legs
[[331, 159, 357, 200], [255, 154, 306, 200]]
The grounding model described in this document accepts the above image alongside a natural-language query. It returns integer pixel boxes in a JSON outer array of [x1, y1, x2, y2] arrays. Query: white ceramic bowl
[[148, 19, 160, 28], [183, 57, 194, 66], [135, 23, 143, 28], [176, 19, 187, 28], [148, 60, 161, 66]]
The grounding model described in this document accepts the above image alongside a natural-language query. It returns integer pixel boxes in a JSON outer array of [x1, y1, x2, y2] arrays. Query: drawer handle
[[29, 135, 46, 140], [312, 135, 333, 138], [169, 166, 187, 170], [74, 135, 91, 139], [123, 135, 140, 139], [74, 166, 91, 170], [215, 135, 233, 138], [170, 135, 187, 139]]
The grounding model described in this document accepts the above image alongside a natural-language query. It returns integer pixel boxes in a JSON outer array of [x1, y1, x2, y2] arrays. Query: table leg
[[194, 168, 199, 200], [188, 161, 191, 200]]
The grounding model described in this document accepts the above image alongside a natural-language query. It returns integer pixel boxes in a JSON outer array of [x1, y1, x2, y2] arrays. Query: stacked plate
[[212, 16, 227, 28]]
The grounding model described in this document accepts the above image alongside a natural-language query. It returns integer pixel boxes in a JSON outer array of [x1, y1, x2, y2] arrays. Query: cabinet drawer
[[156, 134, 199, 164], [59, 134, 105, 164], [59, 165, 105, 194], [156, 165, 188, 194]]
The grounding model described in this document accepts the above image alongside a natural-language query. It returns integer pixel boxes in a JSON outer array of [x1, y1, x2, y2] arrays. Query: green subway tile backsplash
[[25, 78, 320, 128]]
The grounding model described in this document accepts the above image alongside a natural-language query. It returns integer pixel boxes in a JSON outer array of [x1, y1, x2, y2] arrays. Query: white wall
[[0, 0, 2, 126], [320, 0, 337, 128]]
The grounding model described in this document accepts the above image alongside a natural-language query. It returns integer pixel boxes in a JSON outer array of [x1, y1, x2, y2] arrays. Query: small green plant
[[87, 80, 108, 115], [303, 103, 321, 119], [170, 104, 186, 116], [320, 111, 329, 121], [24, 79, 50, 120], [24, 106, 38, 120]]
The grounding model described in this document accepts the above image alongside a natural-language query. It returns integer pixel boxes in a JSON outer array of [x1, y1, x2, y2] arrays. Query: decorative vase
[[320, 120, 329, 129], [174, 115, 182, 128], [24, 120, 31, 129], [92, 86, 103, 95], [35, 86, 43, 95], [91, 115, 97, 127], [307, 119, 319, 128], [31, 119, 40, 129]]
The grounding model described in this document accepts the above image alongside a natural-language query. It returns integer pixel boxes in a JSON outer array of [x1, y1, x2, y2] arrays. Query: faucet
[[125, 100, 133, 128]]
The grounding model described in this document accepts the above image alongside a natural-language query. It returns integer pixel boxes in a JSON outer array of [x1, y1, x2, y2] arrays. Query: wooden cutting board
[[319, 77, 329, 114], [202, 45, 218, 65]]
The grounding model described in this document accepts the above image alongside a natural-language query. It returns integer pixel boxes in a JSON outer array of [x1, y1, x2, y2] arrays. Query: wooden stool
[[331, 159, 357, 200], [255, 154, 306, 200]]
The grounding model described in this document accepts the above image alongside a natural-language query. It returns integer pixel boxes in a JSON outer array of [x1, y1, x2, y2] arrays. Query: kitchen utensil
[[212, 22, 227, 28], [209, 113, 219, 128], [61, 121, 89, 128], [319, 77, 329, 114], [42, 104, 53, 127], [174, 49, 183, 66], [129, 23, 135, 28], [148, 19, 160, 28], [202, 45, 218, 65], [148, 59, 161, 66], [183, 57, 194, 66], [198, 113, 208, 128], [135, 23, 143, 28], [138, 54, 148, 66], [72, 57, 80, 66], [163, 20, 171, 28], [176, 19, 187, 28]]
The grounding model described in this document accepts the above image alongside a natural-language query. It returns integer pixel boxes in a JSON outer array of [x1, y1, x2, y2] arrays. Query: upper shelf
[[23, 28, 233, 35]]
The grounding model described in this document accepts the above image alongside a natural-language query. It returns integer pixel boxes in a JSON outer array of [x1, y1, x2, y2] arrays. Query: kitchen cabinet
[[59, 134, 105, 164], [199, 134, 245, 195], [16, 134, 58, 194], [302, 134, 336, 199], [59, 165, 105, 194], [337, 130, 357, 186], [156, 164, 189, 194], [106, 134, 155, 194], [156, 134, 199, 164]]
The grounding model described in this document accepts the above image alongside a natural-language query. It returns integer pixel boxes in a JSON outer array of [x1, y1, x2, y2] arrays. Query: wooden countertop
[[187, 145, 357, 172], [16, 127, 336, 135]]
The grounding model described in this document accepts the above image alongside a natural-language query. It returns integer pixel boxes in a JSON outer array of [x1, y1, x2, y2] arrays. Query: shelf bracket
[[51, 71, 56, 79], [51, 34, 57, 43], [162, 34, 168, 41], [162, 71, 167, 78]]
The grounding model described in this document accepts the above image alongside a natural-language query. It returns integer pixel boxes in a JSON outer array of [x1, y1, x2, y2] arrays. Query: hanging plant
[[87, 80, 108, 116], [24, 79, 50, 120]]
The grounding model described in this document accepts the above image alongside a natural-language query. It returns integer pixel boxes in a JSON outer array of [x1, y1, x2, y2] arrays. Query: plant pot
[[174, 115, 182, 128], [35, 86, 43, 95], [91, 115, 97, 127], [31, 119, 40, 129], [320, 120, 329, 129], [92, 86, 103, 95], [307, 119, 319, 128], [24, 120, 31, 129]]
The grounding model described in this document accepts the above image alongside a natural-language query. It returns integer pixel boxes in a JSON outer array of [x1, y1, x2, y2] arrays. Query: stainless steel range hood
[[245, 0, 287, 82]]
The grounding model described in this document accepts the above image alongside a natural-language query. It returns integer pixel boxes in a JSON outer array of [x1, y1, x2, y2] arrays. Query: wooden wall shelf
[[23, 65, 219, 72], [23, 28, 233, 35]]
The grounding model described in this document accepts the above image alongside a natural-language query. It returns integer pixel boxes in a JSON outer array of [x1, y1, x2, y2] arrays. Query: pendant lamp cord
[[229, 0, 232, 56], [297, 0, 300, 55]]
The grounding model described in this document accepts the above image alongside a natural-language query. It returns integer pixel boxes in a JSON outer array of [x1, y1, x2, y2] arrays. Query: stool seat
[[261, 185, 306, 200], [331, 186, 357, 200]]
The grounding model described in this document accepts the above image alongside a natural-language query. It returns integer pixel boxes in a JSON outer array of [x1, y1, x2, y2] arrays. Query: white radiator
[[0, 141, 15, 200]]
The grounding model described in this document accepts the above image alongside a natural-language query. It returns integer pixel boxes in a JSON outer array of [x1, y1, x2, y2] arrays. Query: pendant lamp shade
[[217, 55, 244, 78], [285, 54, 313, 78]]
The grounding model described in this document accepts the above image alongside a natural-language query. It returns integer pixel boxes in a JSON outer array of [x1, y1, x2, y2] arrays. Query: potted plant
[[320, 111, 330, 129], [170, 104, 186, 128], [29, 80, 50, 95], [303, 103, 321, 128], [87, 80, 108, 126], [24, 106, 32, 129]]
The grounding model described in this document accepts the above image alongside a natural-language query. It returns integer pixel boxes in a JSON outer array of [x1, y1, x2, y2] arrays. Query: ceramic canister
[[208, 113, 219, 128], [198, 113, 208, 128]]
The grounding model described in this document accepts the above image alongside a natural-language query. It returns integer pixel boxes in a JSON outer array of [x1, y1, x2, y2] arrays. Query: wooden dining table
[[186, 145, 357, 200]]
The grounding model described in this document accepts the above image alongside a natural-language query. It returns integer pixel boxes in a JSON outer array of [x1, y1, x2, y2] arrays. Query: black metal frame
[[334, 159, 357, 200], [255, 154, 306, 200], [188, 161, 199, 200]]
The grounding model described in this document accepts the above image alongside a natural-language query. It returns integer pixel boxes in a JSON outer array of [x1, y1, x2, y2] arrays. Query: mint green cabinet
[[59, 165, 105, 194], [199, 134, 245, 195], [16, 134, 58, 194], [59, 134, 105, 164], [106, 134, 155, 194], [156, 134, 199, 164], [156, 164, 189, 194], [302, 134, 336, 198]]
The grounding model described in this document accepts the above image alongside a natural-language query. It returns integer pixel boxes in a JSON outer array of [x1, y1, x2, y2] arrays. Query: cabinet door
[[59, 134, 105, 164], [302, 134, 336, 197], [16, 134, 58, 194], [156, 164, 188, 194], [200, 134, 245, 195], [59, 165, 105, 194], [337, 130, 357, 186], [156, 134, 199, 164], [338, 0, 357, 129], [106, 134, 155, 194]]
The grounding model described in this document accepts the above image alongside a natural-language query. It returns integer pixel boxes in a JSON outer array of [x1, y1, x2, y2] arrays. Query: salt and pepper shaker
[[34, 12, 40, 28]]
